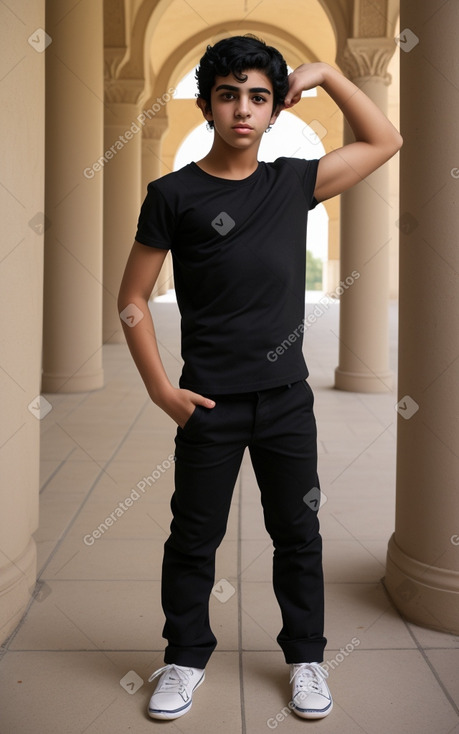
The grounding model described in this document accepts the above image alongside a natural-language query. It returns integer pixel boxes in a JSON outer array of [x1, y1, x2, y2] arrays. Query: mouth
[[232, 124, 253, 134]]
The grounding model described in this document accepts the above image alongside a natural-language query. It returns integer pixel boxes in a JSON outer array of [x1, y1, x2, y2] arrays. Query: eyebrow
[[215, 84, 271, 95]]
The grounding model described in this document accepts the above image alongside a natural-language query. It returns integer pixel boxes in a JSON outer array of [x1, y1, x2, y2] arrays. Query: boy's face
[[199, 69, 280, 149]]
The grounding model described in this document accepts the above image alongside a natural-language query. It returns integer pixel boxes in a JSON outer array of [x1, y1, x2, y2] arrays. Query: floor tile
[[68, 499, 173, 541], [42, 537, 164, 581], [9, 580, 163, 652], [0, 651, 241, 734], [324, 582, 417, 650], [322, 539, 387, 582], [39, 459, 103, 502], [241, 582, 283, 651], [425, 649, 459, 708], [407, 622, 459, 649], [242, 650, 459, 734]]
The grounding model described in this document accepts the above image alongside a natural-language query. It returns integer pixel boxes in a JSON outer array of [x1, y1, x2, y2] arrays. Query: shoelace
[[148, 663, 191, 691], [290, 662, 329, 693]]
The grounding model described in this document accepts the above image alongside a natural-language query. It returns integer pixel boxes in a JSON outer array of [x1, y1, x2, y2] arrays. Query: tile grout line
[[380, 581, 459, 717], [39, 388, 90, 446], [403, 621, 459, 717], [0, 392, 153, 655], [39, 447, 77, 495]]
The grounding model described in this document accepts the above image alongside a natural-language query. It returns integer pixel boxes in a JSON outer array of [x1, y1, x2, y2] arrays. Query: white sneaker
[[290, 662, 333, 719], [147, 664, 205, 720]]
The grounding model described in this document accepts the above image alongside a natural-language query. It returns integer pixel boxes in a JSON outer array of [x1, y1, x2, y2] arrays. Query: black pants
[[161, 380, 326, 668]]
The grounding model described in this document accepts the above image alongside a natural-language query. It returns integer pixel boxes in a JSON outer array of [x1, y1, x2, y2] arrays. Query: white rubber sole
[[148, 672, 205, 720], [292, 699, 333, 719]]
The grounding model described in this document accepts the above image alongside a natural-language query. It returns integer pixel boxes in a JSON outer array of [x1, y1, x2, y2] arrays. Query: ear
[[269, 103, 283, 127], [196, 97, 213, 123]]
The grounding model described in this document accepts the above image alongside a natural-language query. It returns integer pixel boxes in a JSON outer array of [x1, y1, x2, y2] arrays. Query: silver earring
[[206, 122, 213, 131], [265, 125, 272, 133]]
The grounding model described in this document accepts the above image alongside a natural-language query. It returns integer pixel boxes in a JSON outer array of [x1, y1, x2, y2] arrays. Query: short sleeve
[[134, 181, 175, 250], [283, 157, 320, 210]]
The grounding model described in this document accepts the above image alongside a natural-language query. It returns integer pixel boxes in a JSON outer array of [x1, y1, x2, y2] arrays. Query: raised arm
[[284, 62, 403, 203], [118, 241, 215, 427]]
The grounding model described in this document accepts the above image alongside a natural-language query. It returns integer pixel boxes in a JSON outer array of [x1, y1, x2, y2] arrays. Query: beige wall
[[0, 0, 44, 642]]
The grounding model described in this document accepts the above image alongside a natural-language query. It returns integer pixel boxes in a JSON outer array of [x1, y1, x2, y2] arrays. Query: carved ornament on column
[[337, 37, 395, 85], [104, 46, 144, 104], [104, 46, 127, 80], [104, 78, 145, 105], [142, 117, 169, 141]]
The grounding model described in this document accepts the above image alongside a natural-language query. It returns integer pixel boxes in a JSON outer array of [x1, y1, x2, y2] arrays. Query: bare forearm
[[119, 296, 173, 403], [285, 61, 402, 201], [320, 63, 402, 152], [118, 242, 216, 428]]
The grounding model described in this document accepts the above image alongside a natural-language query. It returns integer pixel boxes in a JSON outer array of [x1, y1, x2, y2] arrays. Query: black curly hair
[[195, 35, 289, 128]]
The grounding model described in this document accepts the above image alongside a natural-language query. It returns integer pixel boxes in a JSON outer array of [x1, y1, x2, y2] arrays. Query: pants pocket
[[299, 379, 315, 406], [180, 405, 202, 434]]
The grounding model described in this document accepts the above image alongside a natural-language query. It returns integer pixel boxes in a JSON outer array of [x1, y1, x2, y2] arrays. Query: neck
[[197, 134, 260, 180]]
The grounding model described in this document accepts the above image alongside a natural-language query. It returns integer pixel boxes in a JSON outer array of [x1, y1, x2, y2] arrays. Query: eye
[[252, 95, 267, 103], [221, 92, 236, 100]]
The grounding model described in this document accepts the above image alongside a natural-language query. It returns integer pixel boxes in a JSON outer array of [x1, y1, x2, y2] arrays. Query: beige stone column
[[323, 200, 340, 294], [42, 0, 104, 392], [103, 83, 143, 343], [141, 117, 173, 297], [335, 39, 396, 392], [385, 0, 459, 633], [141, 116, 169, 191], [0, 0, 44, 644]]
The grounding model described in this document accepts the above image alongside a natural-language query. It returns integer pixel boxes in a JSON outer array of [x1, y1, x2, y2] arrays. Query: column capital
[[337, 37, 395, 85], [104, 46, 145, 104], [104, 78, 144, 104], [142, 116, 169, 141]]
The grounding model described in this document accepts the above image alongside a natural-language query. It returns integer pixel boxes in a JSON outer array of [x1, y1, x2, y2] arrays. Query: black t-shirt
[[135, 157, 319, 394]]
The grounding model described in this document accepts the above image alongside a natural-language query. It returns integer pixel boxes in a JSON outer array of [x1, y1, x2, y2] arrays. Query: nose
[[235, 94, 250, 118]]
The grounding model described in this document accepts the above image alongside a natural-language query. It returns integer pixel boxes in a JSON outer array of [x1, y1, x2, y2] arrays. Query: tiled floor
[[1, 298, 458, 734]]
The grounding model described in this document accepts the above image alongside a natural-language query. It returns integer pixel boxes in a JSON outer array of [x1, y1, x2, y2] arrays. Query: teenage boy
[[118, 35, 402, 722]]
